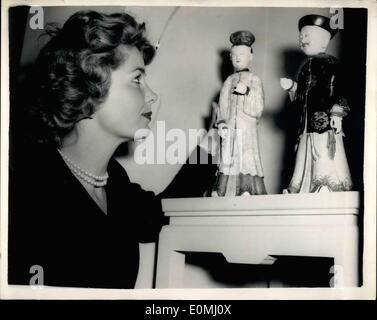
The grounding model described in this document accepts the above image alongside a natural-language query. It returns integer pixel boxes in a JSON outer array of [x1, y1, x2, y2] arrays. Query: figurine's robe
[[288, 54, 352, 192], [217, 70, 264, 182]]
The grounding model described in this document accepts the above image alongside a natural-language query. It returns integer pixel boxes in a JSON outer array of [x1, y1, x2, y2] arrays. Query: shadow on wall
[[159, 50, 234, 199], [337, 9, 367, 194], [184, 252, 334, 288], [10, 63, 39, 149], [9, 6, 32, 168], [203, 49, 233, 132], [337, 8, 367, 287], [269, 48, 307, 191]]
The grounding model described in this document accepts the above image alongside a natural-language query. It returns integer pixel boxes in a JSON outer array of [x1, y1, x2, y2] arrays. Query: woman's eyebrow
[[132, 67, 146, 74]]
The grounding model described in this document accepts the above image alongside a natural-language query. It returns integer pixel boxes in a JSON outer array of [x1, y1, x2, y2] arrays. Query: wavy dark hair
[[31, 10, 155, 146]]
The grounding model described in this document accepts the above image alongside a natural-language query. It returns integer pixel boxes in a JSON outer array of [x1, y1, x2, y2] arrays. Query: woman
[[8, 10, 166, 288]]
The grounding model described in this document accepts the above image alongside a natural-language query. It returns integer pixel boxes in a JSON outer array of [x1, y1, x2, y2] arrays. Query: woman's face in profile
[[93, 45, 157, 141]]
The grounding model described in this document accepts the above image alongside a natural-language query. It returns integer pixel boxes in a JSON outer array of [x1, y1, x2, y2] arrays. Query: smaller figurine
[[211, 30, 267, 197], [280, 15, 352, 193]]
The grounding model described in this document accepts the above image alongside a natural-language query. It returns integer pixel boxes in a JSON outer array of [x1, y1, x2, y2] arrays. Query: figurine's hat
[[298, 14, 337, 39], [230, 30, 255, 47]]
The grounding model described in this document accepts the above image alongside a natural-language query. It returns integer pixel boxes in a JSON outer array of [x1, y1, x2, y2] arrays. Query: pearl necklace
[[57, 149, 108, 188]]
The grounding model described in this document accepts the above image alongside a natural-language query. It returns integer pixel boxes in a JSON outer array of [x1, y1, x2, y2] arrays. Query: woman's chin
[[133, 127, 151, 141]]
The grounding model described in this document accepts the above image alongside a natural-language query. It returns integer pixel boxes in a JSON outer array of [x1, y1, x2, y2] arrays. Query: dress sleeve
[[127, 182, 168, 243], [111, 160, 167, 243], [159, 145, 218, 198]]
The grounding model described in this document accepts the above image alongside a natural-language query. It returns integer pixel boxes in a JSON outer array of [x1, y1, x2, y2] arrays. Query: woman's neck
[[60, 122, 126, 177]]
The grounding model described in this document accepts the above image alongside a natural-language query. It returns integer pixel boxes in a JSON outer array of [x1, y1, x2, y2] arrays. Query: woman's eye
[[133, 75, 142, 85]]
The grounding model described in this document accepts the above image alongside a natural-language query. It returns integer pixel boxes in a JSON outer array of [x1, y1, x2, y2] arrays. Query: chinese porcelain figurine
[[211, 30, 267, 197], [280, 15, 352, 193]]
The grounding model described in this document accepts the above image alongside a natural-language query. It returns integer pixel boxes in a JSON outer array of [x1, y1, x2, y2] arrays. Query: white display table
[[155, 192, 360, 288]]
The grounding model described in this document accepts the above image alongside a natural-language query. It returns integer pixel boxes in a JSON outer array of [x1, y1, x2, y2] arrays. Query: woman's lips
[[142, 111, 152, 120]]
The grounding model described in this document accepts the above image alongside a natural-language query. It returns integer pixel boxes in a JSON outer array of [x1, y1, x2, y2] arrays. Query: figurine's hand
[[280, 78, 294, 91], [234, 82, 248, 95], [330, 115, 343, 135], [218, 123, 229, 138]]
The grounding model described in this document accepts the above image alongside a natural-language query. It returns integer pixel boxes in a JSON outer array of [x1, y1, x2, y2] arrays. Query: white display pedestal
[[155, 192, 360, 288]]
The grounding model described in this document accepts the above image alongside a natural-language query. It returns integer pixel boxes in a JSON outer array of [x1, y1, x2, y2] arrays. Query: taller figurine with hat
[[280, 14, 352, 193], [212, 30, 267, 196]]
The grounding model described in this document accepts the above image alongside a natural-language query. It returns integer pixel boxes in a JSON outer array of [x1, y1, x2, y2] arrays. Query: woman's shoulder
[[108, 158, 131, 183], [10, 142, 77, 206], [107, 158, 158, 201], [107, 158, 148, 195], [11, 142, 58, 177]]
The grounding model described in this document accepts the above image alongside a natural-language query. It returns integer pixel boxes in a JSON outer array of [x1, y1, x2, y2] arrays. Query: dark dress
[[8, 142, 217, 288], [8, 143, 165, 288]]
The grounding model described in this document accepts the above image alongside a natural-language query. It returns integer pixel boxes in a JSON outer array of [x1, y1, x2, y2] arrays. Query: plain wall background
[[19, 6, 342, 195]]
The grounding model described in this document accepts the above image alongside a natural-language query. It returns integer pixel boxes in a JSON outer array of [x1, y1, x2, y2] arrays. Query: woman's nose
[[145, 84, 158, 106]]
